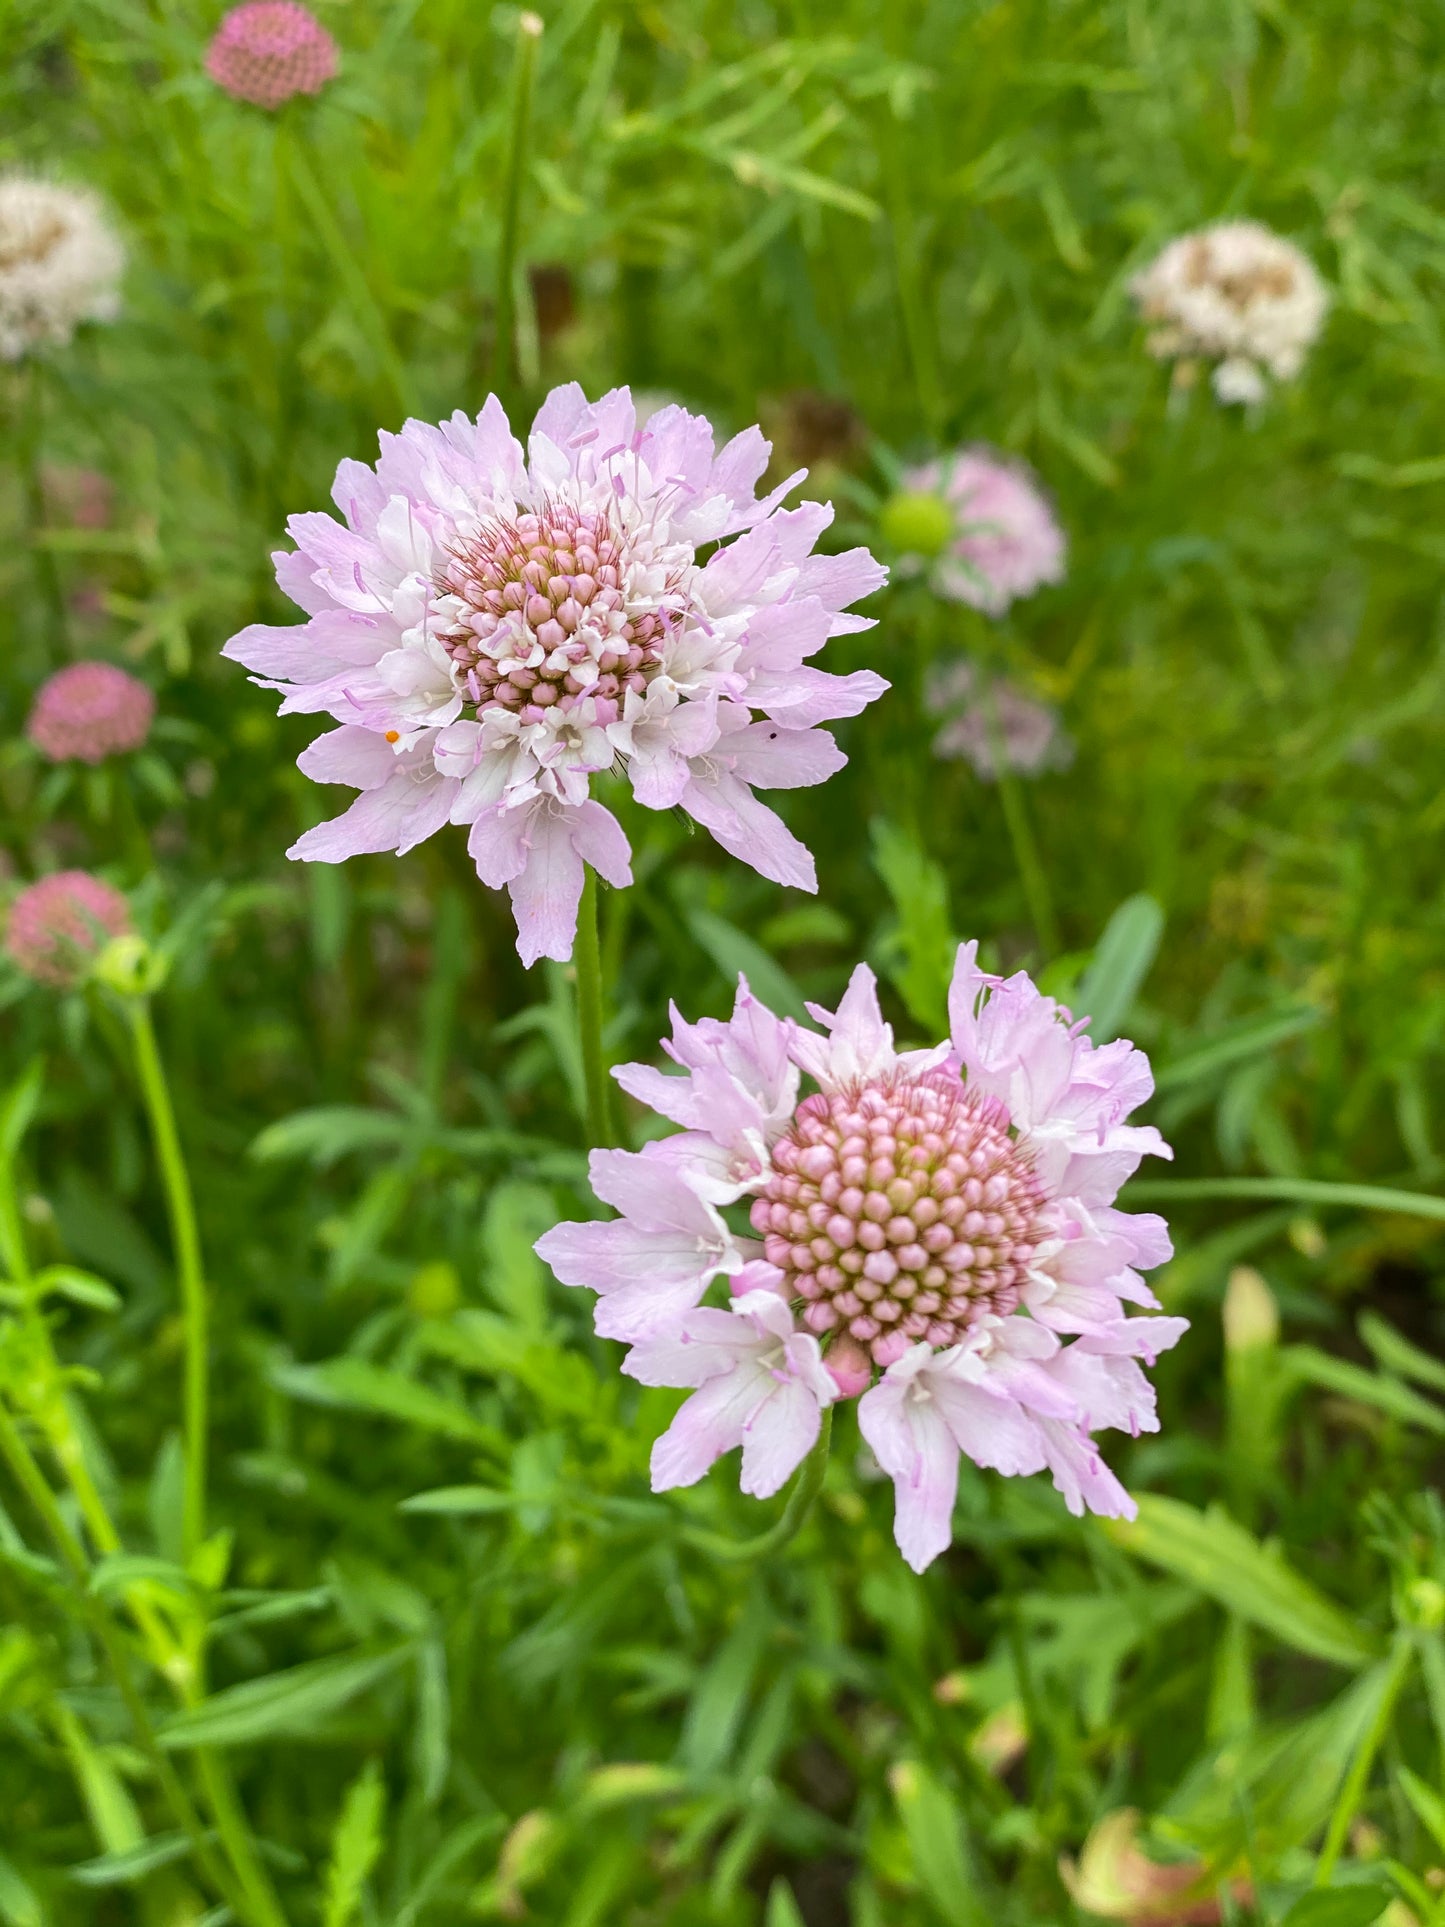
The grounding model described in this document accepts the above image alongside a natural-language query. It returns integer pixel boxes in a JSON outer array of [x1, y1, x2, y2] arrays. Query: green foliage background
[[3, 1, 1445, 1922]]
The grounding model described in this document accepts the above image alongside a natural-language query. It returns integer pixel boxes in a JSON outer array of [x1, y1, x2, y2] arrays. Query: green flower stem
[[978, 670, 1059, 959], [0, 1401, 241, 1919], [0, 1158, 288, 1927], [492, 10, 543, 403], [683, 1407, 833, 1564], [1314, 1631, 1415, 1886], [575, 869, 615, 1151], [284, 132, 410, 421], [17, 360, 68, 646], [1129, 1176, 1445, 1224], [126, 1000, 208, 1559]]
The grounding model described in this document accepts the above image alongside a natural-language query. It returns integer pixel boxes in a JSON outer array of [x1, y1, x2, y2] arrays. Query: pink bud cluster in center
[[437, 503, 670, 727], [750, 1069, 1047, 1367]]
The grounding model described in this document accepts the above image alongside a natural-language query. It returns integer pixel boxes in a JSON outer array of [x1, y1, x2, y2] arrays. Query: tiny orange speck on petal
[[385, 729, 400, 743]]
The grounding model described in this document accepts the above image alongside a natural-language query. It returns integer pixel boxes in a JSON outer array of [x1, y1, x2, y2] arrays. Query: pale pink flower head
[[536, 948, 1186, 1570], [222, 386, 888, 966], [6, 871, 132, 988], [205, 2, 339, 110], [26, 662, 155, 765], [894, 448, 1066, 616], [925, 659, 1072, 781]]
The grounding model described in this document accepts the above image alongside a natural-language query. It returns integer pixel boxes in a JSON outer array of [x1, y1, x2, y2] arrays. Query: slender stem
[[0, 1402, 239, 1917], [574, 869, 614, 1151], [127, 1001, 207, 1562], [1129, 1176, 1445, 1224], [978, 672, 1059, 958], [1314, 1634, 1415, 1886], [284, 133, 410, 421], [18, 360, 69, 647], [492, 11, 543, 401], [683, 1407, 833, 1563], [0, 1090, 287, 1927]]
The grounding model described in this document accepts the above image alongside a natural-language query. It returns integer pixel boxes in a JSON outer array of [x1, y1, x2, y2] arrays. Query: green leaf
[[249, 1107, 412, 1168], [686, 909, 811, 1023], [88, 1552, 196, 1602], [0, 1060, 43, 1169], [765, 1880, 807, 1927], [159, 1646, 412, 1749], [322, 1760, 386, 1927], [30, 1265, 121, 1312], [890, 1759, 991, 1927], [1397, 1764, 1445, 1854], [70, 1833, 197, 1887], [0, 1853, 41, 1927], [399, 1486, 513, 1515], [269, 1357, 500, 1447], [1074, 894, 1164, 1044], [1154, 1007, 1322, 1092], [1106, 1495, 1379, 1667], [1277, 1882, 1391, 1927], [869, 819, 955, 1032], [1283, 1345, 1445, 1435], [1358, 1312, 1445, 1398], [480, 1182, 554, 1329]]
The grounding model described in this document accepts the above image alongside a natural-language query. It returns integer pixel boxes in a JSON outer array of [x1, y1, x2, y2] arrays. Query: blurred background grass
[[3, 2, 1445, 1923]]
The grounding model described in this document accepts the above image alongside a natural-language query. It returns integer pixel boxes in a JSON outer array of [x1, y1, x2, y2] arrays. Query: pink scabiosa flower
[[885, 448, 1066, 616], [5, 871, 132, 988], [26, 662, 155, 765], [223, 386, 889, 965], [536, 949, 1186, 1571], [925, 660, 1072, 780], [205, 1, 339, 110]]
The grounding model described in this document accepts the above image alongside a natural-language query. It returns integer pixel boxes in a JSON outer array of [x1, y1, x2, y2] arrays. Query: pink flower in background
[[6, 872, 132, 987], [899, 449, 1066, 616], [27, 662, 155, 764], [925, 659, 1073, 780], [42, 465, 114, 530], [537, 948, 1185, 1570], [224, 386, 888, 965], [205, 2, 339, 109]]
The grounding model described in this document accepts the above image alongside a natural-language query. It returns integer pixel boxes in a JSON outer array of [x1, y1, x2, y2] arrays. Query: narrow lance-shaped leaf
[[1106, 1495, 1379, 1668]]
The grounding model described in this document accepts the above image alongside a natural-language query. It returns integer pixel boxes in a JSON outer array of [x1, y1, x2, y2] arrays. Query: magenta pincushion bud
[[6, 872, 132, 987], [222, 385, 888, 967], [895, 448, 1066, 616], [536, 949, 1187, 1572], [26, 662, 155, 764], [205, 2, 339, 109]]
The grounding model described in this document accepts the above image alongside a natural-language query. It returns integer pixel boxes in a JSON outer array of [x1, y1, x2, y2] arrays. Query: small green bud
[[1404, 1577, 1445, 1630], [91, 933, 166, 998], [407, 1260, 461, 1321], [879, 489, 954, 560]]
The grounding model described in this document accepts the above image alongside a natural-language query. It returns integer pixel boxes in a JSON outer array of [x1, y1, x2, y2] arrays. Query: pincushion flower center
[[750, 1068, 1048, 1367], [436, 500, 678, 727]]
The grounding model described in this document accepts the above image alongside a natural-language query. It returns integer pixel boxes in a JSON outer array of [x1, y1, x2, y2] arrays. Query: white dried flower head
[[0, 177, 124, 361], [1131, 220, 1327, 405]]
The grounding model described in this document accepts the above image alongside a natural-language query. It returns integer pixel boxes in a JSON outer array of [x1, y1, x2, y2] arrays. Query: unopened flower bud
[[1223, 1266, 1278, 1353], [91, 931, 164, 998], [879, 489, 953, 561], [824, 1333, 873, 1399]]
